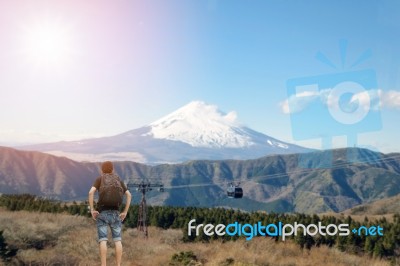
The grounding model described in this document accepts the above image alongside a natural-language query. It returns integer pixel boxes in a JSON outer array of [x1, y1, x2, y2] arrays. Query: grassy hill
[[0, 208, 391, 266], [344, 194, 400, 216], [321, 194, 400, 223]]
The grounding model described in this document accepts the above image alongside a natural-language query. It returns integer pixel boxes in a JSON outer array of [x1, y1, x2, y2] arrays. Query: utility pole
[[127, 180, 164, 238]]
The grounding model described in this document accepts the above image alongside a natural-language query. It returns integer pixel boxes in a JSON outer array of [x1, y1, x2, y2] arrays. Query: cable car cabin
[[227, 185, 243, 198]]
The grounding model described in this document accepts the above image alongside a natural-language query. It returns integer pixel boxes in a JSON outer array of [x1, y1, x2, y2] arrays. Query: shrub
[[170, 251, 198, 266]]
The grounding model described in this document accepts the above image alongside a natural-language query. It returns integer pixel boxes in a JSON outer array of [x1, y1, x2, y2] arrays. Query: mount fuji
[[19, 101, 310, 164]]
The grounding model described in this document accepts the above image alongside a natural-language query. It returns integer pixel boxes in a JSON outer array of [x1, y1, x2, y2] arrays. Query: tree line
[[0, 194, 399, 263]]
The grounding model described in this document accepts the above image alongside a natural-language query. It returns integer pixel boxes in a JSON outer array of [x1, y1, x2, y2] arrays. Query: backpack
[[98, 173, 124, 207]]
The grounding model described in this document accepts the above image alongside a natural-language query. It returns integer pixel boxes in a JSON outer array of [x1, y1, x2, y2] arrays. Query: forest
[[0, 194, 399, 264]]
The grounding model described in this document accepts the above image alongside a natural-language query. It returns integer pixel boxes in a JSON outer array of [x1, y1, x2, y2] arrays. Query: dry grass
[[321, 211, 395, 223], [321, 194, 400, 223], [0, 209, 390, 266], [345, 195, 400, 216]]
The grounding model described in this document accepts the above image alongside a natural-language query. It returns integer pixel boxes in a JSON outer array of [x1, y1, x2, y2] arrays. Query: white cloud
[[279, 100, 290, 114], [350, 91, 371, 111], [379, 90, 400, 109], [224, 111, 238, 123], [45, 151, 147, 163], [279, 91, 320, 114], [348, 89, 400, 111], [0, 130, 104, 146], [279, 88, 400, 114]]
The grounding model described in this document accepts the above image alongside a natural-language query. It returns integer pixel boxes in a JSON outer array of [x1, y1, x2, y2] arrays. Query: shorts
[[96, 210, 122, 242]]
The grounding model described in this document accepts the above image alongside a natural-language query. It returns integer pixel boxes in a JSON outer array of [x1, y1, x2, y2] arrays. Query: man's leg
[[99, 241, 107, 266], [110, 211, 123, 265], [115, 241, 122, 266], [96, 212, 108, 266]]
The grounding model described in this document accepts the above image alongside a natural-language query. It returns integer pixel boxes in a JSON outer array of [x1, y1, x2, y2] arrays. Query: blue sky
[[0, 0, 399, 152]]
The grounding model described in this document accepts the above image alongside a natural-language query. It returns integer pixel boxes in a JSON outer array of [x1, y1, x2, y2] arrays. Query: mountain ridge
[[1, 146, 400, 213]]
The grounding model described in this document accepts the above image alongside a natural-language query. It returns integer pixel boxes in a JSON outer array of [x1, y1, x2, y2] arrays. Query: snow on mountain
[[18, 101, 309, 163], [144, 101, 255, 148]]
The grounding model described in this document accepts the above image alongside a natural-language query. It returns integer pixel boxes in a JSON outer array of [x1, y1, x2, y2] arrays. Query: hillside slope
[[1, 146, 400, 213], [343, 194, 400, 216], [0, 146, 98, 199], [0, 209, 390, 266]]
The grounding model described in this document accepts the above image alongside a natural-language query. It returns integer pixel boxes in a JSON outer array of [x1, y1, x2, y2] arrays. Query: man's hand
[[120, 190, 131, 222], [120, 212, 127, 221], [91, 210, 99, 220]]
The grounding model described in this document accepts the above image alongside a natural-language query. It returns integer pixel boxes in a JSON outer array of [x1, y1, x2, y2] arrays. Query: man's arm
[[119, 190, 131, 221], [88, 186, 99, 220]]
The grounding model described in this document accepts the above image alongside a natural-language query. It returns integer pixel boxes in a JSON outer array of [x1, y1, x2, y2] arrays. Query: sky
[[0, 0, 399, 153]]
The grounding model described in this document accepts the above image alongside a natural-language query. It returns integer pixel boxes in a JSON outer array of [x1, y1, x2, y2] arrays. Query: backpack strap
[[98, 174, 105, 210], [99, 174, 104, 190]]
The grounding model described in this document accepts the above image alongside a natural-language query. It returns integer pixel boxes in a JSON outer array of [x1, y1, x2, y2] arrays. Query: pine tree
[[0, 230, 6, 258], [294, 232, 307, 249], [364, 237, 374, 255], [373, 241, 384, 258], [0, 230, 17, 261]]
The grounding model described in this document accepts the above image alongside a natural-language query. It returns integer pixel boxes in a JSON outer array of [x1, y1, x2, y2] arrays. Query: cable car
[[227, 183, 243, 198]]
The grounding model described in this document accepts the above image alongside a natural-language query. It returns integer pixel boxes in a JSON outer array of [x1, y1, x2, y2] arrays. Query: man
[[89, 161, 131, 266]]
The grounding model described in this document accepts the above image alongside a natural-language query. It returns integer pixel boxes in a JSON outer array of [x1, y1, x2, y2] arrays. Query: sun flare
[[21, 19, 74, 67]]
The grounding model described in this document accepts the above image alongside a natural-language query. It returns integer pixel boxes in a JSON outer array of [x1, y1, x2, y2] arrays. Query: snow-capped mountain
[[19, 101, 310, 164], [146, 101, 260, 148]]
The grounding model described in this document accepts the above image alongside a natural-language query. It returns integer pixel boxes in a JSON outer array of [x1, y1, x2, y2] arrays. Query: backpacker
[[98, 173, 124, 207]]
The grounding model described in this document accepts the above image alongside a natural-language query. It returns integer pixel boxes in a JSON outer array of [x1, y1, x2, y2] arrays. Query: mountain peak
[[178, 100, 211, 110], [152, 100, 239, 125], [20, 101, 310, 163], [145, 101, 250, 148]]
